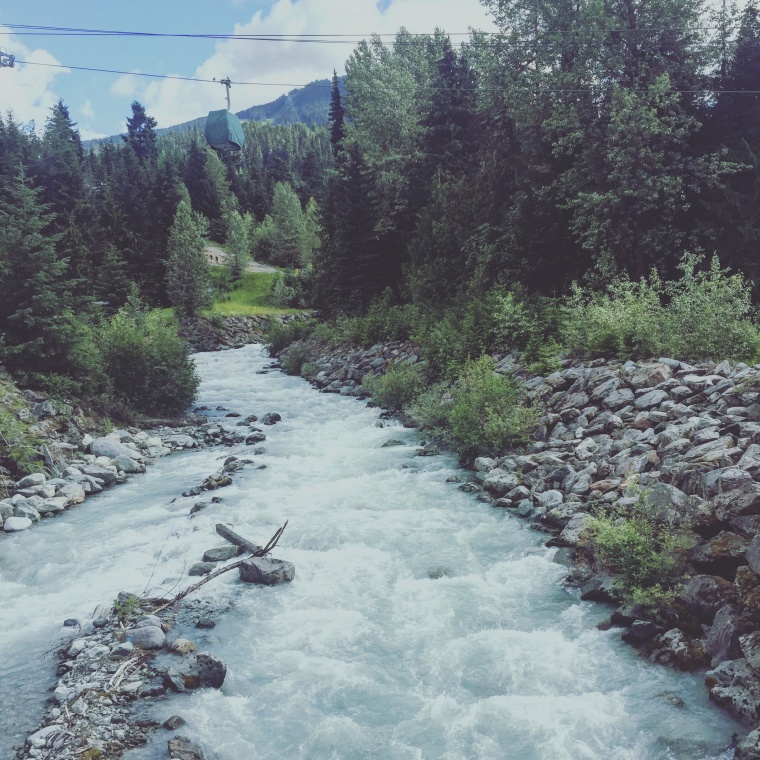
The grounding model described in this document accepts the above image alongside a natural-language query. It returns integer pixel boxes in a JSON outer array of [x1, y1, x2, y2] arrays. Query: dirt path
[[205, 245, 276, 274]]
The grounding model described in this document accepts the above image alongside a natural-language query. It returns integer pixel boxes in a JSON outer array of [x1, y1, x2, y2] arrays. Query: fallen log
[[150, 521, 288, 614], [216, 523, 263, 554]]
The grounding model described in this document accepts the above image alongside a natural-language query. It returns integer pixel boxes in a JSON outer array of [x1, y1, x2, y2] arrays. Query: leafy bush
[[269, 272, 299, 308], [407, 383, 452, 432], [362, 362, 424, 412], [664, 254, 760, 361], [563, 274, 665, 359], [98, 309, 199, 416], [280, 342, 312, 375], [447, 356, 538, 459], [264, 320, 314, 354], [0, 406, 43, 476], [562, 254, 760, 362], [493, 291, 565, 374], [590, 497, 690, 618]]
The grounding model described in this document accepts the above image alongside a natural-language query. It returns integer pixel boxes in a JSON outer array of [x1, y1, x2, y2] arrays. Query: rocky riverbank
[[178, 313, 310, 353], [274, 336, 760, 758]]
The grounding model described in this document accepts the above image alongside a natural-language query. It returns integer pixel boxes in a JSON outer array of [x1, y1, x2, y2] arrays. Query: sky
[[0, 0, 497, 140]]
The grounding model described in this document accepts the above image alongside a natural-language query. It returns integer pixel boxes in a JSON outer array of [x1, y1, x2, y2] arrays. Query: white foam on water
[[0, 345, 742, 759]]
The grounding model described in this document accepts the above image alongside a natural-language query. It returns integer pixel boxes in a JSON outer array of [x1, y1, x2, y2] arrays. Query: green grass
[[209, 271, 302, 316]]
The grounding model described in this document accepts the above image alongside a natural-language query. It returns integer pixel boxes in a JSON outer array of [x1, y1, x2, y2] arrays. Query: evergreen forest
[[3, 0, 760, 413]]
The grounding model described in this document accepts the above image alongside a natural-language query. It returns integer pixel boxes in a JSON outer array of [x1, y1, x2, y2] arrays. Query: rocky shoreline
[[177, 313, 310, 353], [275, 336, 760, 758]]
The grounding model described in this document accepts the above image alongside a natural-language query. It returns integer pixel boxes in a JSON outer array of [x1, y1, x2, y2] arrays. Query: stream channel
[[0, 344, 746, 760]]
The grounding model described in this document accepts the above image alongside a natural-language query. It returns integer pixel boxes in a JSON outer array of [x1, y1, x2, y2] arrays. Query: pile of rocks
[[179, 313, 310, 353], [0, 407, 276, 534], [278, 339, 423, 397], [15, 597, 224, 760]]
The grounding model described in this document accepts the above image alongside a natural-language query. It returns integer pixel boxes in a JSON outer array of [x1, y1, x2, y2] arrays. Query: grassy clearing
[[209, 270, 303, 317]]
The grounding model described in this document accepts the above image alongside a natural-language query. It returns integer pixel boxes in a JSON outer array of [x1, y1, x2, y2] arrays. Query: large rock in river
[[239, 557, 295, 585]]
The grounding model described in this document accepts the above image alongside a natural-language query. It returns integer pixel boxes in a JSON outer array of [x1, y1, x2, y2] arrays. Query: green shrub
[[407, 383, 452, 432], [562, 254, 760, 362], [663, 254, 760, 362], [563, 274, 665, 359], [265, 320, 313, 354], [362, 363, 424, 412], [280, 342, 312, 375], [99, 310, 199, 417], [590, 497, 690, 618], [0, 406, 43, 476], [270, 272, 299, 308], [448, 356, 538, 460]]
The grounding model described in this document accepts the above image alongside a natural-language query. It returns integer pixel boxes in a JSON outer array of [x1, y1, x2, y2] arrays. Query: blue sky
[[0, 0, 495, 139]]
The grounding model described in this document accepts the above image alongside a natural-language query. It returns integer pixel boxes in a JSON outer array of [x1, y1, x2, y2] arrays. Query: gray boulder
[[127, 625, 166, 649], [706, 604, 744, 667], [3, 516, 33, 532], [678, 574, 737, 623], [165, 652, 227, 692], [482, 469, 520, 497], [57, 482, 85, 505], [239, 557, 295, 585], [113, 456, 145, 473], [16, 473, 46, 488], [90, 436, 143, 461]]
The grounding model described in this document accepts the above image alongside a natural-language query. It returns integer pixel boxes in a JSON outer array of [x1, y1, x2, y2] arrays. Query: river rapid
[[0, 344, 744, 760]]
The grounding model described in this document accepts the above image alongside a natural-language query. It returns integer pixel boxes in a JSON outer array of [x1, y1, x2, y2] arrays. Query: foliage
[[112, 593, 139, 623], [225, 210, 252, 280], [280, 341, 312, 375], [0, 404, 43, 476], [590, 497, 691, 617], [270, 272, 299, 307], [362, 362, 424, 412], [98, 308, 199, 416], [446, 357, 538, 460], [165, 199, 212, 317], [563, 254, 760, 361], [264, 320, 314, 354]]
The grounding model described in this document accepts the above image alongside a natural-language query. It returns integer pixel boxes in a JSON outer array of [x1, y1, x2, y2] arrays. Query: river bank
[[273, 334, 760, 757]]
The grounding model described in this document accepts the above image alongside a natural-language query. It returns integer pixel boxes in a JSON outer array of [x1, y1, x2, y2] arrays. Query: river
[[0, 344, 742, 759]]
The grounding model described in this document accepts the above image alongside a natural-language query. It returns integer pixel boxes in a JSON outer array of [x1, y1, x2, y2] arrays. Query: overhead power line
[[0, 21, 743, 42], [14, 59, 760, 95]]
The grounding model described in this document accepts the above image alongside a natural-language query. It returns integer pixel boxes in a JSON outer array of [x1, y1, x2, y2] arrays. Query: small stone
[[195, 618, 215, 629], [110, 642, 134, 658], [92, 616, 109, 628], [170, 638, 198, 655], [4, 516, 33, 532], [202, 546, 239, 562], [190, 501, 208, 515], [163, 716, 186, 730], [62, 618, 80, 629]]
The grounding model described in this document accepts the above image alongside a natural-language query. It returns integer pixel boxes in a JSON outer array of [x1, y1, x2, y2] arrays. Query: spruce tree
[[0, 172, 92, 385], [328, 70, 345, 152], [165, 199, 212, 317]]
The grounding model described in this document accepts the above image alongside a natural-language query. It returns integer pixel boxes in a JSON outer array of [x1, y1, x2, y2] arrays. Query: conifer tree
[[328, 70, 345, 152], [165, 199, 211, 316]]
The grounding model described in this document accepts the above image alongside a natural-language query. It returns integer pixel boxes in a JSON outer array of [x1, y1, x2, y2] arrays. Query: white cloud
[[81, 98, 96, 120], [110, 72, 142, 98], [139, 0, 496, 128], [0, 27, 68, 128]]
